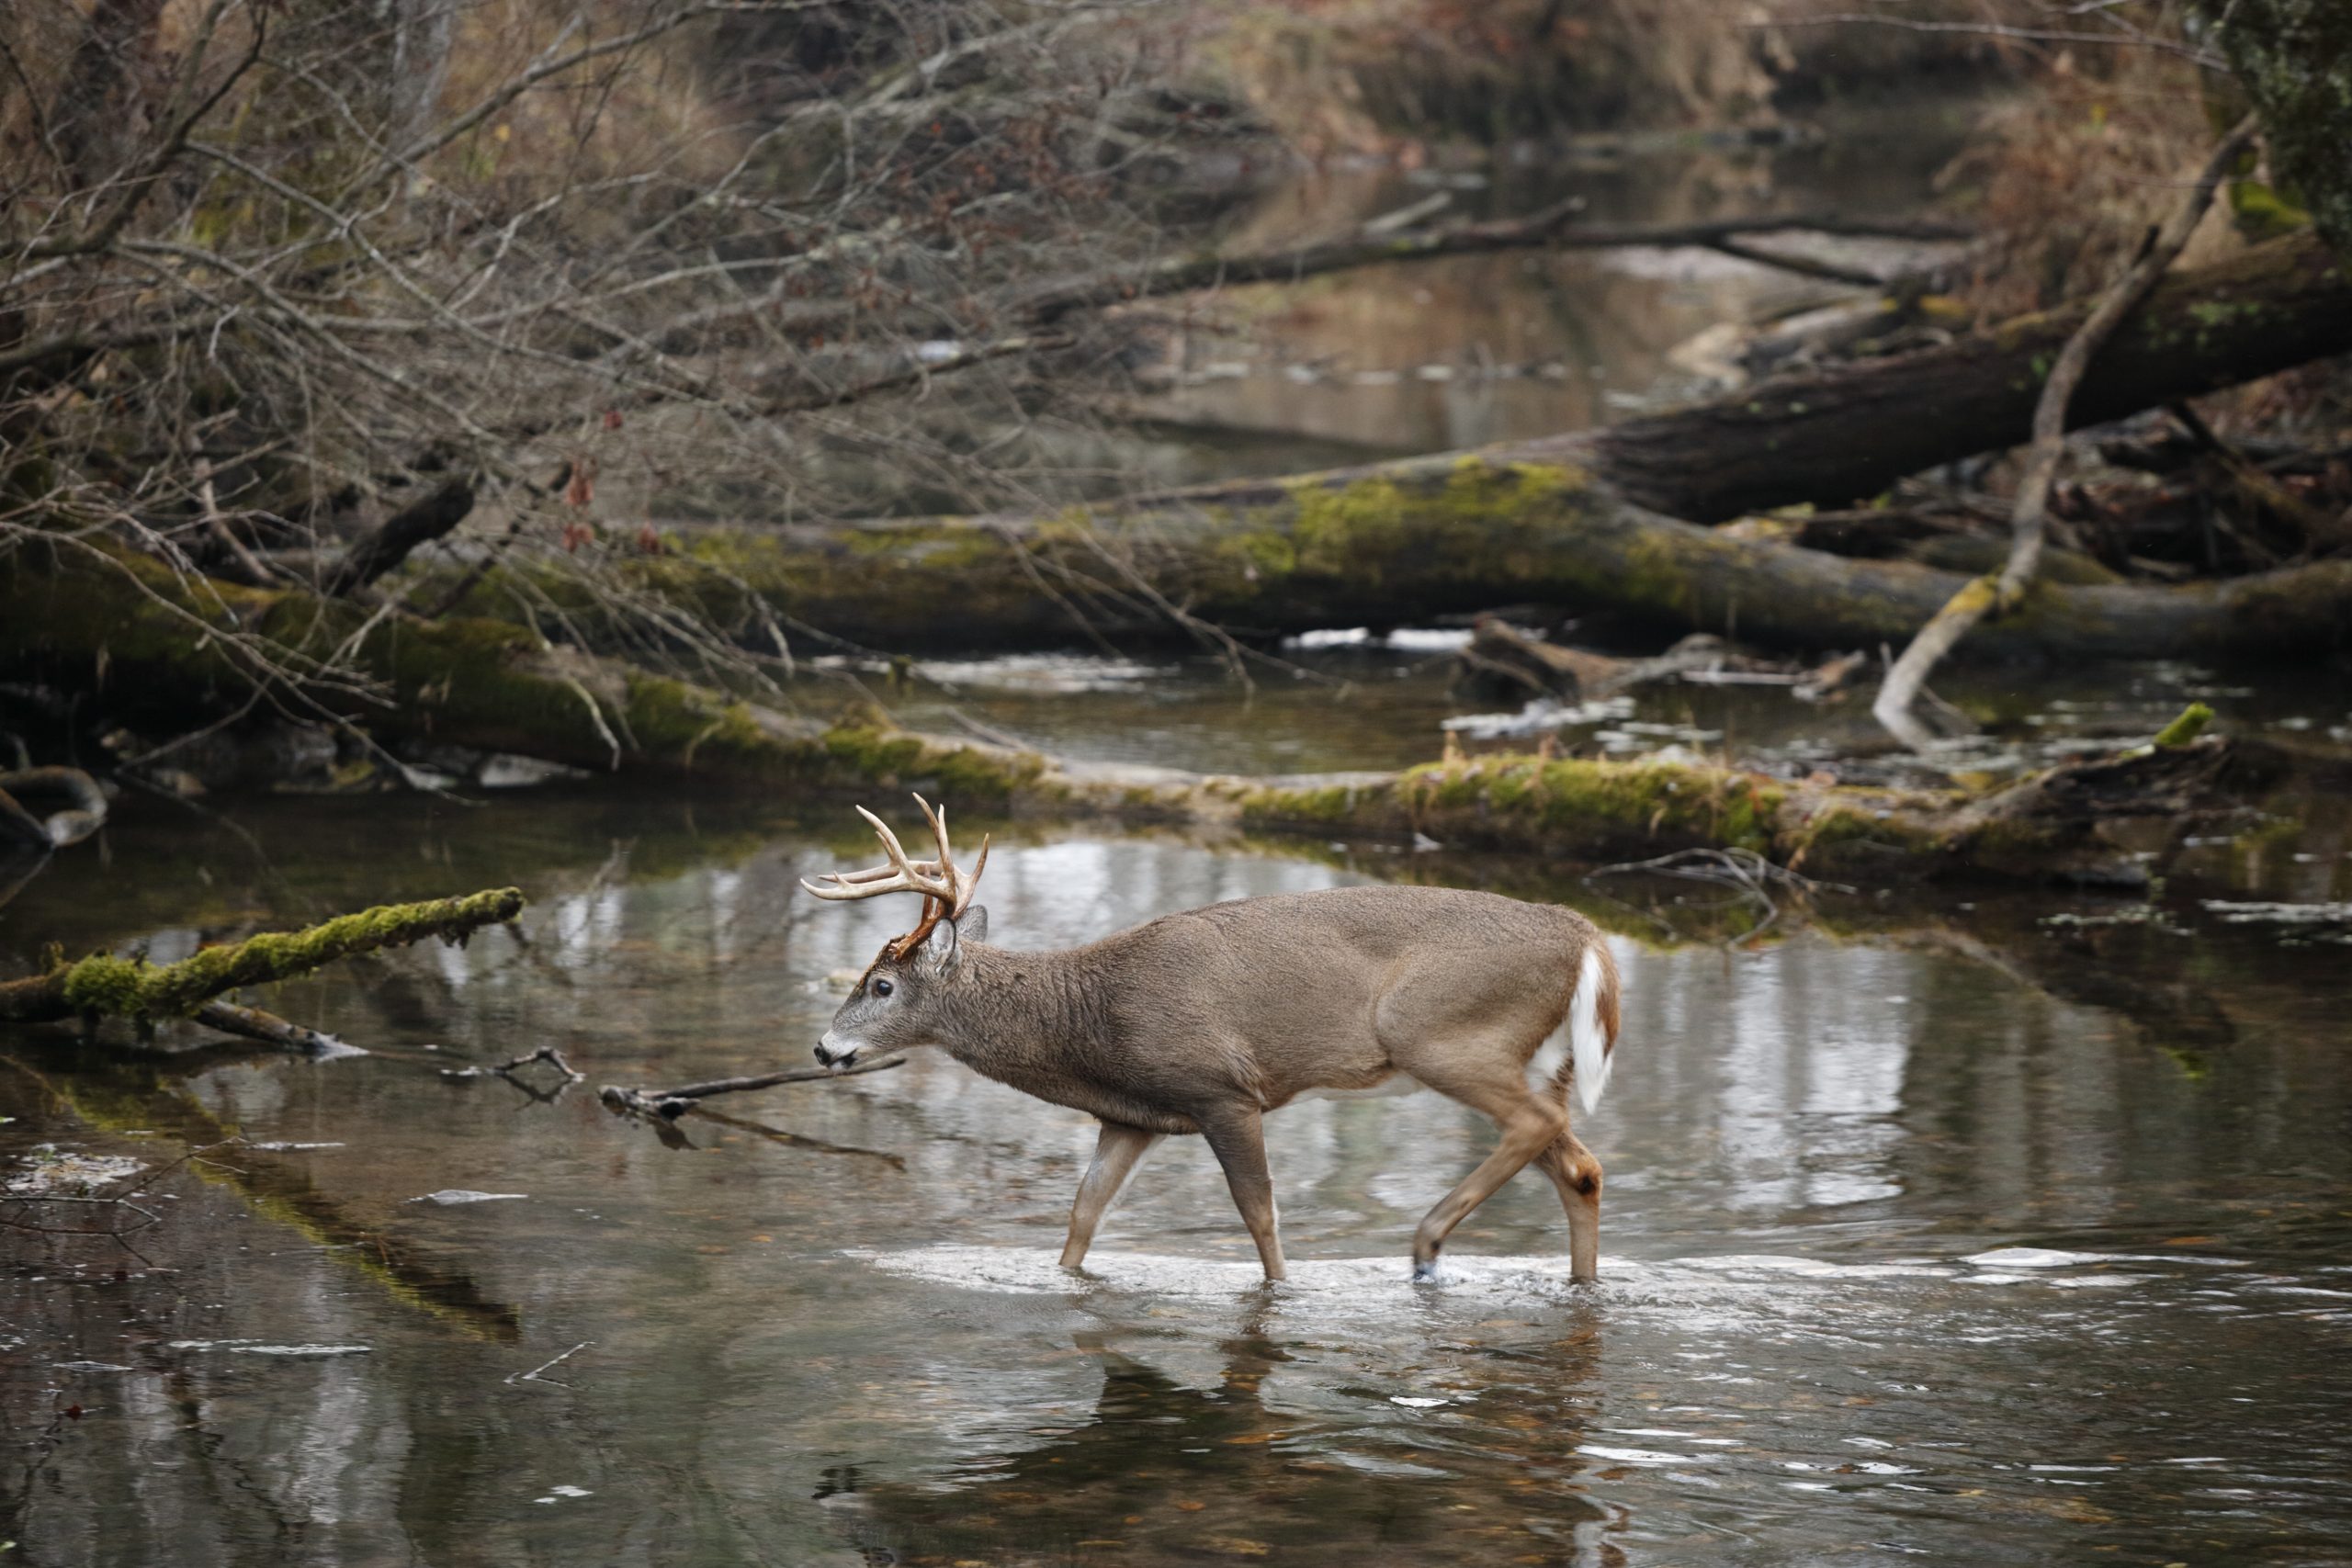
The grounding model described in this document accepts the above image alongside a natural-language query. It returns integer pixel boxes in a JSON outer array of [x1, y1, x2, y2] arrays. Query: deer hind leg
[[1060, 1122, 1164, 1270], [1197, 1105, 1287, 1282], [1534, 1128, 1605, 1283], [1394, 1052, 1567, 1282]]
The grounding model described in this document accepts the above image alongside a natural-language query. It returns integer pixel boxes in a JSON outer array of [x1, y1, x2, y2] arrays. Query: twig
[[1704, 236, 1884, 289], [1588, 847, 1851, 943], [505, 1340, 593, 1387], [439, 1044, 584, 1083], [598, 1054, 908, 1119], [1873, 113, 2258, 750]]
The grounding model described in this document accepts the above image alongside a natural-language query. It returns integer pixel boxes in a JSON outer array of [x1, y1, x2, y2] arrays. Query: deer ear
[[957, 905, 988, 944], [922, 911, 961, 972]]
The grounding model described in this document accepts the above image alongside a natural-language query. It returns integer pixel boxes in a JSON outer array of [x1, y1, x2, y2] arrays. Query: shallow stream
[[4, 744, 2350, 1566], [9, 91, 2352, 1568]]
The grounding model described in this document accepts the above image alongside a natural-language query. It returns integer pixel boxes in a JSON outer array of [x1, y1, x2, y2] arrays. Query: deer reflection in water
[[814, 1312, 1622, 1567]]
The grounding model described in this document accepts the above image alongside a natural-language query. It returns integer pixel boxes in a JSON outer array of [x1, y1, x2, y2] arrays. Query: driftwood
[[0, 886, 526, 1024]]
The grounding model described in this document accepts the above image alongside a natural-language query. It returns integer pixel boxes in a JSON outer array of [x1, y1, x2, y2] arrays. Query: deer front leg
[[1060, 1121, 1163, 1270], [1198, 1105, 1287, 1282]]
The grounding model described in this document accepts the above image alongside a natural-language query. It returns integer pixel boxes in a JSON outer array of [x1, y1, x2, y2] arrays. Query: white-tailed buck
[[803, 796, 1623, 1282]]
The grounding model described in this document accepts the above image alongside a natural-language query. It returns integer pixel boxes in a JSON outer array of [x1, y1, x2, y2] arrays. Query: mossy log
[[0, 548, 2273, 888], [0, 886, 526, 1024], [431, 233, 2352, 657], [462, 449, 2352, 660]]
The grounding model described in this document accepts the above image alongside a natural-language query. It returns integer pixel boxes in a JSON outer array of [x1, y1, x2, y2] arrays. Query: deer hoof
[[1411, 1258, 1442, 1285]]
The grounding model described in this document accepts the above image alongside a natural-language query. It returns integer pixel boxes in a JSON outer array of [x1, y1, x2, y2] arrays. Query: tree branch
[[1874, 113, 2260, 749], [0, 886, 526, 1024], [322, 476, 478, 596]]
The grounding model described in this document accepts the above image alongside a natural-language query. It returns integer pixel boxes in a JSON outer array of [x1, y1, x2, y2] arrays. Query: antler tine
[[798, 798, 987, 950], [857, 804, 925, 883], [954, 834, 991, 919], [911, 794, 957, 877]]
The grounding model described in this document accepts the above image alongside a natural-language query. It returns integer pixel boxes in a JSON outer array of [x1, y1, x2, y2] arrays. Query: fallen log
[[0, 550, 2288, 887], [1558, 229, 2352, 524], [469, 452, 2352, 660], [998, 209, 1963, 325], [426, 232, 2352, 656], [0, 886, 526, 1024]]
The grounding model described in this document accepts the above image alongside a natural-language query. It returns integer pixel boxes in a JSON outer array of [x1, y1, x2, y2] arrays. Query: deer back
[[931, 886, 1600, 1125]]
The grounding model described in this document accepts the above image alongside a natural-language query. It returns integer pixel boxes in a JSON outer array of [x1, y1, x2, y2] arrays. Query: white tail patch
[[1569, 946, 1613, 1115], [1522, 945, 1615, 1114]]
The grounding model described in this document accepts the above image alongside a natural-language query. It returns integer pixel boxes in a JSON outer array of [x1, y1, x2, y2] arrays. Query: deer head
[[800, 795, 989, 1068]]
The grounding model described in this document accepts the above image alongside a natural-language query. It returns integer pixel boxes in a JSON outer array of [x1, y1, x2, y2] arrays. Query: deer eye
[[872, 977, 893, 998]]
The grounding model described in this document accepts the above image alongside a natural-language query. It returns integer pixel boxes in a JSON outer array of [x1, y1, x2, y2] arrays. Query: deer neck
[[932, 943, 1101, 1085]]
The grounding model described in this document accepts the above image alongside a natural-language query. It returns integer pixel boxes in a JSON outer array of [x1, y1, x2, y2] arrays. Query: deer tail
[[1568, 942, 1621, 1116]]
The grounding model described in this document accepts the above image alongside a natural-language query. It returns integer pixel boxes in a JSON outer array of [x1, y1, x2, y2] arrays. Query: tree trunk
[[1578, 229, 2352, 522], [478, 445, 2352, 663], [438, 231, 2352, 657], [2200, 0, 2352, 261], [0, 546, 2289, 890]]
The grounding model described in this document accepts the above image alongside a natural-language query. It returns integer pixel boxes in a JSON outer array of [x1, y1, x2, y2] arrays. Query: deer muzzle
[[813, 1032, 860, 1069]]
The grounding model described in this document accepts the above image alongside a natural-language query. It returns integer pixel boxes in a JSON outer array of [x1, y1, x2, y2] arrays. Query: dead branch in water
[[1874, 114, 2261, 749], [599, 1055, 909, 1120], [438, 1044, 586, 1084], [192, 999, 350, 1055], [0, 767, 107, 852], [0, 887, 526, 1025]]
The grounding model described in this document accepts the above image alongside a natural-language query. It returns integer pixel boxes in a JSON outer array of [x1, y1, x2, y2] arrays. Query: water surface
[[6, 790, 2349, 1566]]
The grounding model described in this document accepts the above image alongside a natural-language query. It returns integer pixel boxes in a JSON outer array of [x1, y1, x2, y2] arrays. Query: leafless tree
[[0, 0, 1222, 735]]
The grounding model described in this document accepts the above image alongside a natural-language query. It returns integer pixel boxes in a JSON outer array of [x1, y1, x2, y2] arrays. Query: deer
[[802, 796, 1623, 1283]]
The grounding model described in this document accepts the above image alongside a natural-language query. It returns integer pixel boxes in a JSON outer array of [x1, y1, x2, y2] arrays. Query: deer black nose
[[813, 1043, 836, 1066]]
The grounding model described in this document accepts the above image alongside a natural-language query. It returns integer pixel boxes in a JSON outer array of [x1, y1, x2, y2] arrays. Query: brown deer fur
[[812, 881, 1624, 1284]]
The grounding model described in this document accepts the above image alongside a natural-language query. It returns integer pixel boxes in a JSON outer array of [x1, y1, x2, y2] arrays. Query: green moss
[[1378, 753, 1789, 855], [816, 720, 1047, 803], [57, 955, 147, 1017], [2153, 702, 2215, 748], [54, 888, 526, 1021]]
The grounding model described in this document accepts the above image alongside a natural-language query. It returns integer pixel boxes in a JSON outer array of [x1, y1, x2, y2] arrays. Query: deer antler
[[799, 794, 990, 958]]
